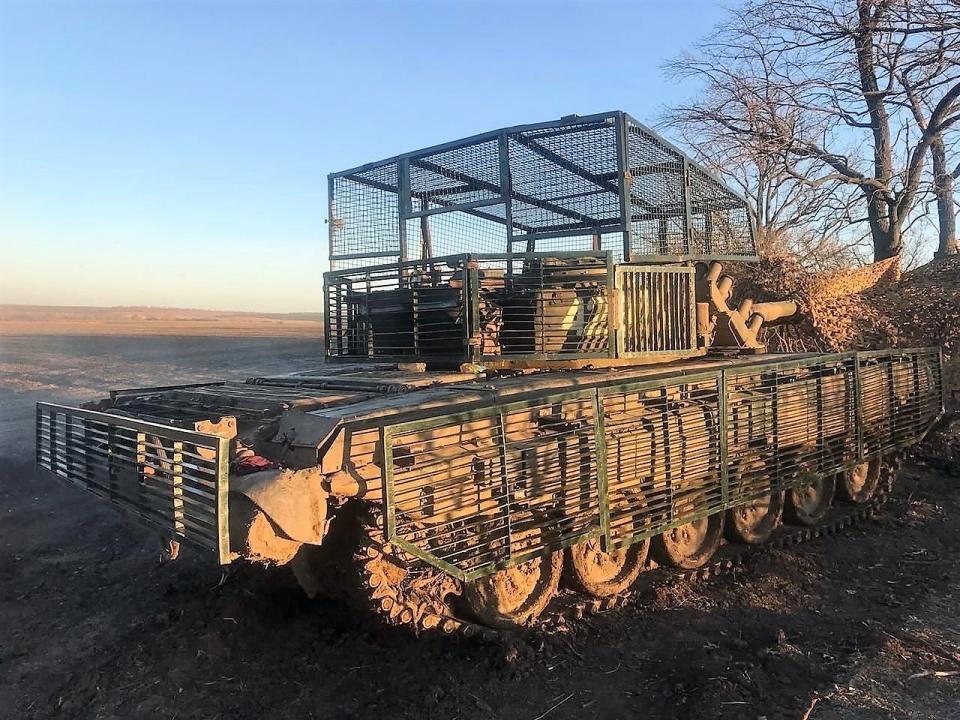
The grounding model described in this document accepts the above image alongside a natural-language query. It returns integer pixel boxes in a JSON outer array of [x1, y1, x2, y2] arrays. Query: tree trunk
[[867, 191, 901, 260], [932, 137, 958, 256], [855, 3, 900, 262]]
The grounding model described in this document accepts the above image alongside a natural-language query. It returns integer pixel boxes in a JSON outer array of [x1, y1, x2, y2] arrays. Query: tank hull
[[35, 349, 944, 628]]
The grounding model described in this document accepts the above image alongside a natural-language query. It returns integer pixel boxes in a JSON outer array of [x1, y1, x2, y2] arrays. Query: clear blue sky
[[0, 0, 727, 312]]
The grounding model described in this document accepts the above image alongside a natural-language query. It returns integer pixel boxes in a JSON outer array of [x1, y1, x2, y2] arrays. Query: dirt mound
[[732, 255, 902, 354], [738, 253, 960, 465], [739, 253, 958, 364]]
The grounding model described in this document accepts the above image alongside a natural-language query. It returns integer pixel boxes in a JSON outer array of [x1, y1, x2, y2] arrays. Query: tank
[[35, 112, 945, 634]]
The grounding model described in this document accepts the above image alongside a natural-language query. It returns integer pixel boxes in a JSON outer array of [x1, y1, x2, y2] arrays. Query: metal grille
[[859, 349, 944, 454], [325, 252, 616, 364], [615, 266, 697, 356], [384, 393, 601, 579], [36, 403, 230, 562], [726, 357, 858, 505], [506, 120, 621, 238], [481, 254, 613, 360], [107, 382, 368, 422], [687, 165, 754, 257], [601, 375, 722, 549], [330, 163, 400, 270], [625, 120, 757, 260], [410, 139, 501, 209], [404, 205, 506, 260], [625, 123, 686, 257], [374, 349, 942, 580], [328, 112, 758, 267], [325, 256, 467, 361], [522, 231, 626, 261]]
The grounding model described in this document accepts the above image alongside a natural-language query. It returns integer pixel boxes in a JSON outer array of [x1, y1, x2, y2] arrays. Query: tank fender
[[269, 410, 345, 471], [230, 467, 328, 545]]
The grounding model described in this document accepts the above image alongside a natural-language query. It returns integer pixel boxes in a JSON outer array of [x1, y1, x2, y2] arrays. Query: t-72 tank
[[36, 112, 945, 634]]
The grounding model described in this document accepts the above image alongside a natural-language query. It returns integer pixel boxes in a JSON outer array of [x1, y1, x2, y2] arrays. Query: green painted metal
[[35, 402, 232, 563], [719, 369, 730, 507], [592, 390, 611, 552], [380, 426, 397, 543], [374, 348, 941, 581], [215, 435, 231, 564], [36, 348, 944, 582], [494, 409, 512, 565], [380, 388, 603, 576], [854, 352, 866, 460]]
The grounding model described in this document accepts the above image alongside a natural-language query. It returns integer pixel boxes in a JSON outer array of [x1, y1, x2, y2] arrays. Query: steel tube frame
[[328, 111, 758, 265]]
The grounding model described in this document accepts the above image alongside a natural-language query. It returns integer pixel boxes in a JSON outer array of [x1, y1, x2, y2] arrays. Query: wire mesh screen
[[601, 375, 722, 549], [404, 205, 506, 260], [726, 357, 857, 506], [384, 394, 601, 579], [516, 231, 626, 261], [329, 112, 758, 268], [330, 163, 400, 270], [859, 350, 943, 455], [625, 120, 756, 260], [410, 139, 502, 208], [625, 123, 686, 257], [687, 165, 754, 256], [506, 120, 621, 238]]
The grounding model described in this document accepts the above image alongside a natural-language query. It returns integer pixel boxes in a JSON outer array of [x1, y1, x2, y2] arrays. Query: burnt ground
[[2, 335, 960, 720]]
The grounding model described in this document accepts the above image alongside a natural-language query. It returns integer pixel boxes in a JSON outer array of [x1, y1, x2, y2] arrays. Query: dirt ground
[[2, 335, 960, 720], [0, 305, 325, 338]]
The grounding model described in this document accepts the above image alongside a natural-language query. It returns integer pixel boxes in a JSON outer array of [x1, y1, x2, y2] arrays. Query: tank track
[[350, 456, 903, 643]]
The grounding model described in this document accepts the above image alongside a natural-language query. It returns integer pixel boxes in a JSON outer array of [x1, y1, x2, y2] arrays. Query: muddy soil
[[2, 335, 959, 719]]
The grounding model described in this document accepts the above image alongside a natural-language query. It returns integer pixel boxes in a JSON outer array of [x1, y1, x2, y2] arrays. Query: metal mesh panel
[[325, 257, 468, 360], [404, 205, 506, 260], [410, 139, 501, 208], [325, 252, 615, 363], [687, 166, 754, 256], [726, 358, 858, 504], [106, 383, 359, 423], [626, 121, 757, 259], [859, 350, 944, 454], [616, 266, 696, 356], [479, 254, 612, 359], [330, 163, 400, 270], [506, 121, 621, 234], [385, 394, 601, 578], [513, 232, 625, 261], [329, 113, 758, 266], [371, 349, 941, 582], [626, 123, 686, 257], [36, 403, 229, 561], [601, 376, 722, 549]]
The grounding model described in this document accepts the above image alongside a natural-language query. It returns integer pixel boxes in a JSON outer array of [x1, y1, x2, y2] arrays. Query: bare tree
[[893, 0, 960, 255], [665, 0, 960, 262], [931, 134, 959, 254], [667, 110, 864, 270]]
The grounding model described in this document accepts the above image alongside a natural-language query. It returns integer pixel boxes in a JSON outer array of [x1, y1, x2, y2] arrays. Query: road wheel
[[462, 549, 563, 629], [564, 535, 648, 598], [785, 473, 836, 526], [726, 490, 784, 544], [840, 456, 881, 504], [651, 514, 724, 569]]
